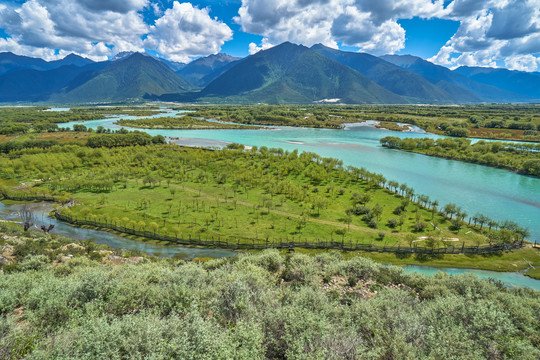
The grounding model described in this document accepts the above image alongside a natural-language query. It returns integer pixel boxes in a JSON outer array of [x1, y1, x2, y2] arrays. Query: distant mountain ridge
[[51, 53, 193, 103], [178, 53, 241, 87], [381, 54, 532, 102], [311, 44, 458, 103], [0, 53, 192, 103], [0, 52, 93, 76], [0, 44, 538, 104], [454, 66, 540, 100]]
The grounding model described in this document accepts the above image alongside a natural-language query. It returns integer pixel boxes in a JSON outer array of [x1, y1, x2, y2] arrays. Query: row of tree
[[380, 136, 540, 177]]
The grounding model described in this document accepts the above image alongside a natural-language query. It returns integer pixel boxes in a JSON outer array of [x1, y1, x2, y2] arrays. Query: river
[[2, 200, 539, 290], [0, 201, 236, 259], [62, 110, 540, 242]]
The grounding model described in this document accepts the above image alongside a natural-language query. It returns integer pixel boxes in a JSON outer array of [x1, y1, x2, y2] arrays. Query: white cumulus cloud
[[144, 2, 233, 63], [0, 0, 233, 62], [236, 0, 447, 55], [430, 0, 540, 71]]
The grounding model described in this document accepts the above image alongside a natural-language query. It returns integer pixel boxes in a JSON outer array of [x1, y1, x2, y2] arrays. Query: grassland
[[525, 266, 540, 280], [0, 142, 524, 250]]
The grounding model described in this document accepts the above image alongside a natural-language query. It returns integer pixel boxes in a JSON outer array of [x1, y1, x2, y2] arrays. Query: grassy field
[[525, 266, 540, 280], [0, 143, 496, 248], [61, 178, 486, 247]]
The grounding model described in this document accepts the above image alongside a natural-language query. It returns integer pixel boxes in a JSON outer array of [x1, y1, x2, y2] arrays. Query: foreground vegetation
[[381, 136, 540, 177], [0, 223, 539, 359]]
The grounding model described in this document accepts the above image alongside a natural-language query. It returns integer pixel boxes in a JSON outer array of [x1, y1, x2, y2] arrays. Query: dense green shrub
[[0, 230, 539, 358]]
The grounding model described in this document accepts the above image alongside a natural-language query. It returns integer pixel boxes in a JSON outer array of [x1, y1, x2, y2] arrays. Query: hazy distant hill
[[47, 54, 94, 68], [198, 42, 405, 104], [51, 53, 193, 103], [454, 66, 540, 100], [311, 44, 457, 103], [0, 61, 107, 102], [381, 54, 530, 102], [178, 53, 241, 87], [0, 52, 93, 76], [112, 51, 186, 72]]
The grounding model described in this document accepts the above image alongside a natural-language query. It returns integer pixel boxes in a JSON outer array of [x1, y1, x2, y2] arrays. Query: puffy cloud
[[235, 0, 446, 55], [504, 54, 540, 72], [0, 0, 148, 60], [430, 0, 540, 71], [0, 0, 232, 62], [248, 38, 274, 54], [144, 2, 233, 63]]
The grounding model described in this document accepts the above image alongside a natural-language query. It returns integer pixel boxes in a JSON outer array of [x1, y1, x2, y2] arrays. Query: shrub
[[414, 221, 428, 232]]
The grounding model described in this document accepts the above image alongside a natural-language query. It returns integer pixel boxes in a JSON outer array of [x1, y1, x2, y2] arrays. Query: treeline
[[0, 107, 163, 135], [0, 139, 61, 154], [87, 132, 165, 148], [176, 104, 539, 141], [1, 224, 539, 359], [0, 130, 165, 154], [381, 136, 540, 177], [114, 116, 260, 130]]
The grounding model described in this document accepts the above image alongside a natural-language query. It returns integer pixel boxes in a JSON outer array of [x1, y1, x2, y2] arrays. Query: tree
[[398, 215, 405, 231], [372, 203, 383, 221], [344, 214, 352, 231], [313, 196, 327, 215], [414, 221, 428, 232], [405, 233, 416, 247], [149, 222, 159, 235], [138, 221, 146, 231], [443, 203, 457, 219], [431, 200, 439, 219]]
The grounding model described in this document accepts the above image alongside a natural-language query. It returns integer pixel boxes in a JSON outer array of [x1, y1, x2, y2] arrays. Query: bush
[[414, 221, 428, 232]]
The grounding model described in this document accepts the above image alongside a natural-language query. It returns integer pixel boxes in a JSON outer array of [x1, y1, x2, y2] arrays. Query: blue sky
[[0, 0, 538, 71]]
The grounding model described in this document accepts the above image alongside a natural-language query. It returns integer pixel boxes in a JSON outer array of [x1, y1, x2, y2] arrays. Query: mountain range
[[0, 42, 538, 104]]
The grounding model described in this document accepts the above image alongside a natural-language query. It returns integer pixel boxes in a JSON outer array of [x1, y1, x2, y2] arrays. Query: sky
[[0, 0, 538, 71]]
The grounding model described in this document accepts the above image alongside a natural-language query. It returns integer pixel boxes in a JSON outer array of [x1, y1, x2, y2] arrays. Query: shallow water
[[0, 201, 236, 259], [402, 265, 540, 291], [63, 110, 540, 241]]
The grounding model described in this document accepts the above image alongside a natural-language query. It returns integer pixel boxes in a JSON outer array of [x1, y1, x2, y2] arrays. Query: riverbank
[[380, 136, 540, 178], [3, 198, 540, 285]]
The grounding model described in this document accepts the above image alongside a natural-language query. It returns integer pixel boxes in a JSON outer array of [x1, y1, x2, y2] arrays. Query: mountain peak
[[111, 51, 147, 61]]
